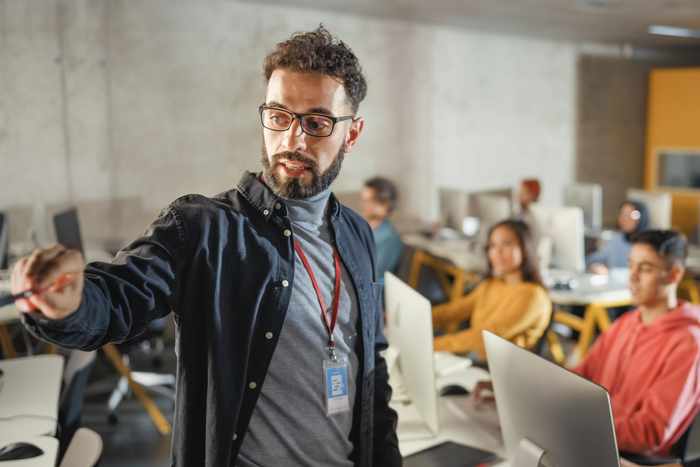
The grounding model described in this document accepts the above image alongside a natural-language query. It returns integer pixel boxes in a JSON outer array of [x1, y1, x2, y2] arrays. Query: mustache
[[271, 151, 319, 173]]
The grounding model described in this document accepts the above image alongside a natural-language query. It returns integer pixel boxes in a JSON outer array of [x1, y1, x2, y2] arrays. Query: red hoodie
[[574, 302, 700, 456]]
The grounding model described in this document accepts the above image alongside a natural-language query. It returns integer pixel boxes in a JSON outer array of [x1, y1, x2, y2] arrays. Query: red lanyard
[[293, 240, 342, 358]]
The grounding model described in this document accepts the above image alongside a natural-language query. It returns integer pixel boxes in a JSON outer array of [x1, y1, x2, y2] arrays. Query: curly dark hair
[[263, 25, 367, 114]]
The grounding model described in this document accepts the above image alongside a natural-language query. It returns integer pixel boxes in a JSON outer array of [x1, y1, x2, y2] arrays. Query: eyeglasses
[[258, 104, 354, 138]]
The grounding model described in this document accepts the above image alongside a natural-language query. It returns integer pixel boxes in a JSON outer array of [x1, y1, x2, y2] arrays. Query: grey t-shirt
[[237, 189, 360, 467]]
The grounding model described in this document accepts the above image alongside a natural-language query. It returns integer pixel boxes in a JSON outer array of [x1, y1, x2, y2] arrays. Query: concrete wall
[[1, 0, 591, 248], [576, 55, 651, 227]]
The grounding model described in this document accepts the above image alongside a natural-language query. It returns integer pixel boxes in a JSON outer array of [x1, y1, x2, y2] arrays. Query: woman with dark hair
[[587, 200, 650, 274], [432, 219, 551, 358]]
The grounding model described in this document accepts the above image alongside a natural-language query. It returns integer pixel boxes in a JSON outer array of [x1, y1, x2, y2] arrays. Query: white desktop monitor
[[484, 331, 620, 467], [384, 272, 439, 439], [627, 189, 672, 229], [468, 187, 514, 214], [530, 204, 585, 273], [438, 187, 469, 231], [474, 194, 512, 237], [564, 183, 603, 232]]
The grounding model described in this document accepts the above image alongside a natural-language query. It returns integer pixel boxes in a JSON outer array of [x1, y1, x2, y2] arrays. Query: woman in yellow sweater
[[433, 219, 551, 358]]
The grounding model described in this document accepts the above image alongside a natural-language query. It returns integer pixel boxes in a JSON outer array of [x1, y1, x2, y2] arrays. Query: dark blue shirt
[[22, 172, 400, 467]]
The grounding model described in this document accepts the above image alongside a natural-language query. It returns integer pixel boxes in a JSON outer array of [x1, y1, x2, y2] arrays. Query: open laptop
[[484, 331, 619, 467]]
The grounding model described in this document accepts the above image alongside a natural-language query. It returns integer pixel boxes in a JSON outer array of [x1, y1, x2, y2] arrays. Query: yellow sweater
[[432, 278, 551, 358]]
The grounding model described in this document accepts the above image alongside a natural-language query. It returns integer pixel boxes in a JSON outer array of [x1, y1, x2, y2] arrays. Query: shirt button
[[265, 332, 273, 340], [282, 280, 289, 288], [283, 229, 291, 237], [263, 209, 270, 216], [275, 203, 282, 210], [233, 433, 238, 441], [249, 381, 257, 390]]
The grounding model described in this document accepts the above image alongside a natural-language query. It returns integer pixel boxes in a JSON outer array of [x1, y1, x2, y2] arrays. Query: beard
[[261, 144, 345, 199]]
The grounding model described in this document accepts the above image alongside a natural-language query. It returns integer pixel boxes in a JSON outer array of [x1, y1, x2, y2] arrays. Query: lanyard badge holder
[[294, 240, 350, 416]]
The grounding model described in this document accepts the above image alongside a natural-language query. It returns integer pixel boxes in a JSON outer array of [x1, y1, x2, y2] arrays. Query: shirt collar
[[234, 171, 340, 221]]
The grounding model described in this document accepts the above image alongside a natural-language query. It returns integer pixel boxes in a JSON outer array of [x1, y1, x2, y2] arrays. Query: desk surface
[[0, 355, 64, 440], [546, 270, 631, 306], [0, 435, 59, 467], [395, 395, 510, 466]]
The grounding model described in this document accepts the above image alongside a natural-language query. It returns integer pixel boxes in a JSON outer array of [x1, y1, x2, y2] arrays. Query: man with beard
[[10, 26, 401, 467]]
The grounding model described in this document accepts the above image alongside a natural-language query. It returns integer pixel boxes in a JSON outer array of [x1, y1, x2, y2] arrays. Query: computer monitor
[[53, 207, 84, 255], [627, 189, 672, 229], [530, 204, 585, 273], [0, 212, 8, 270], [384, 272, 439, 441], [564, 183, 602, 233], [438, 188, 469, 231], [484, 331, 620, 467], [474, 194, 512, 242]]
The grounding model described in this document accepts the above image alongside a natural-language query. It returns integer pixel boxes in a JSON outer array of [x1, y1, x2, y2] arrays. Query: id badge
[[323, 358, 350, 416]]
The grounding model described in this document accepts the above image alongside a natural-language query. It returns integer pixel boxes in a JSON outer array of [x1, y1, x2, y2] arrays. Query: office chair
[[621, 411, 700, 466], [104, 317, 175, 427]]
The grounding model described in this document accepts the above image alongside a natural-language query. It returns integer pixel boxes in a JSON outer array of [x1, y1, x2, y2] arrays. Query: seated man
[[360, 177, 403, 282], [475, 230, 700, 458], [573, 229, 700, 456]]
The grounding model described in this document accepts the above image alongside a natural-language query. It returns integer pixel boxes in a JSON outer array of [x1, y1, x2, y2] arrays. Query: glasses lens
[[262, 108, 292, 130], [301, 115, 333, 137]]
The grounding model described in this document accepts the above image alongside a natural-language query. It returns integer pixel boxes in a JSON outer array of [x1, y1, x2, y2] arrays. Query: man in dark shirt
[[360, 177, 403, 283], [11, 26, 400, 467]]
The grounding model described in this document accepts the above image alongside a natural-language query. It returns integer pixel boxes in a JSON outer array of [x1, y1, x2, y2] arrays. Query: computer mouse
[[0, 442, 44, 461], [439, 384, 470, 397]]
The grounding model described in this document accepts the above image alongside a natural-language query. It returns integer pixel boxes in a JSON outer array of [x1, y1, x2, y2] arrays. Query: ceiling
[[239, 0, 700, 48]]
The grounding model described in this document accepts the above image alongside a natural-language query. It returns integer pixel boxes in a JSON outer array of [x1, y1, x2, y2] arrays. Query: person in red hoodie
[[574, 229, 700, 457]]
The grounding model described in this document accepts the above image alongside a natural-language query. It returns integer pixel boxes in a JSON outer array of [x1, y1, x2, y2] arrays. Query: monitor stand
[[512, 438, 547, 467]]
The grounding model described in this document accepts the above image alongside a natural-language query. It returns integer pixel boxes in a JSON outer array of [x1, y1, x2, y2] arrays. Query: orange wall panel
[[645, 68, 700, 235]]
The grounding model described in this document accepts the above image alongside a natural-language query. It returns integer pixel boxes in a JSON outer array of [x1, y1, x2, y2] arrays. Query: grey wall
[[0, 0, 608, 249]]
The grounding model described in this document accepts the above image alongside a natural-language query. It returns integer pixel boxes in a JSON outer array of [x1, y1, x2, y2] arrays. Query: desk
[[403, 234, 485, 302], [0, 435, 59, 466], [0, 278, 171, 436], [546, 270, 631, 365], [0, 355, 63, 441], [396, 395, 509, 466]]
